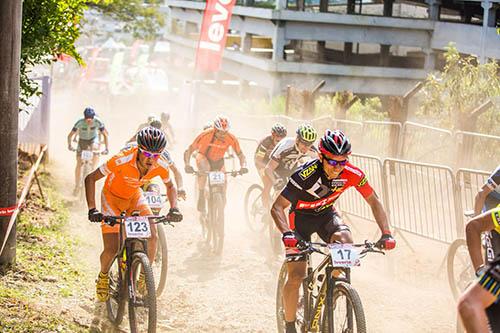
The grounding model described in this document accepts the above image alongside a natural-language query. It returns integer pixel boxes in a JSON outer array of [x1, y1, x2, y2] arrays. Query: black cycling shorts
[[479, 256, 500, 331], [77, 137, 98, 153], [286, 211, 350, 261]]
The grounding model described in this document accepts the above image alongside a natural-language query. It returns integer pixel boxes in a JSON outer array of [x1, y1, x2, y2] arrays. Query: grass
[[0, 170, 90, 332]]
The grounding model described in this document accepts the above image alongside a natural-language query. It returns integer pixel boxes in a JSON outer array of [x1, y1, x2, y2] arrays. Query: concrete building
[[164, 0, 499, 98]]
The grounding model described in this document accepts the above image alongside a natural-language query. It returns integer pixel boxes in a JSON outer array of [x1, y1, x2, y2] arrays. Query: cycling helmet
[[214, 115, 230, 132], [149, 119, 162, 129], [161, 112, 170, 122], [137, 126, 167, 153], [296, 124, 317, 144], [271, 123, 287, 137], [147, 114, 159, 123], [83, 107, 95, 119], [319, 129, 352, 157]]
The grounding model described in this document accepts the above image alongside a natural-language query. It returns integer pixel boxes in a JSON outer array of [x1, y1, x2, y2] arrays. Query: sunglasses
[[140, 149, 161, 159], [324, 156, 348, 166]]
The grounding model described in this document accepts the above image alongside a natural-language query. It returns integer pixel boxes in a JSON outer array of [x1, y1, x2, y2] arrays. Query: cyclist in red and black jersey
[[271, 129, 396, 333]]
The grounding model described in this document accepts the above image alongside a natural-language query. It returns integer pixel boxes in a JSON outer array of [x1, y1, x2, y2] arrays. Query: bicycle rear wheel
[[322, 281, 366, 333], [244, 184, 267, 233], [153, 224, 168, 297], [106, 256, 126, 325], [129, 252, 157, 333], [447, 238, 474, 300]]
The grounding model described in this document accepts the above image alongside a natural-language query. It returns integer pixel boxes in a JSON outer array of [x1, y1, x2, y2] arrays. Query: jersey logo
[[357, 176, 368, 187], [299, 163, 318, 180]]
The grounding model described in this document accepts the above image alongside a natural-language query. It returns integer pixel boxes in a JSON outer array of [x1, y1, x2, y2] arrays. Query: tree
[[417, 44, 500, 135], [20, 0, 165, 103]]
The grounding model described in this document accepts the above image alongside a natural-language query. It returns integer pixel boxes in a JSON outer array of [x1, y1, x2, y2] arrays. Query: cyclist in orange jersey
[[184, 115, 248, 212], [85, 127, 183, 302]]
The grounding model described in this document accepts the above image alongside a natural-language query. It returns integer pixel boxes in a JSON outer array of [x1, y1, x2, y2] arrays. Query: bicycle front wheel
[[447, 238, 474, 300], [244, 184, 267, 233], [153, 223, 168, 297], [322, 281, 366, 333], [129, 252, 157, 333], [213, 192, 225, 255], [106, 256, 126, 325]]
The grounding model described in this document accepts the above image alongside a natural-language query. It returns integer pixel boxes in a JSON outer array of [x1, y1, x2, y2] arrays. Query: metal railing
[[383, 159, 459, 244], [360, 120, 402, 158], [399, 121, 454, 166], [455, 168, 490, 236], [455, 131, 500, 171], [335, 154, 385, 222]]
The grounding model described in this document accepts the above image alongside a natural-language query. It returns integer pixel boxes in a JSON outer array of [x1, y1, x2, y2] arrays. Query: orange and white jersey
[[99, 146, 170, 199]]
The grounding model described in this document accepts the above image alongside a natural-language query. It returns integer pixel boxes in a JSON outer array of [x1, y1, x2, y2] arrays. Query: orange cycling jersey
[[189, 128, 242, 162], [99, 146, 171, 199]]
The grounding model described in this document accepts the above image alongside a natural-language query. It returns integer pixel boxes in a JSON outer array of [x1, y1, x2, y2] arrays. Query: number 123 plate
[[124, 216, 151, 238]]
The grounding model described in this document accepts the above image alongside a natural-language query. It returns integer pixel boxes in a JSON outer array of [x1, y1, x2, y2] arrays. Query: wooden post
[[0, 0, 22, 270]]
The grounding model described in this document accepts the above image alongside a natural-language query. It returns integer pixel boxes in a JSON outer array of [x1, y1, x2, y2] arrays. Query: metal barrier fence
[[335, 154, 385, 222], [360, 121, 401, 158], [333, 119, 364, 151], [383, 159, 459, 244], [399, 122, 454, 166], [455, 168, 490, 236], [455, 131, 500, 171]]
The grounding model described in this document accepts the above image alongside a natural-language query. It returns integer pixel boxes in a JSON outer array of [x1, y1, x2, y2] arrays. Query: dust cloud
[[47, 58, 459, 332]]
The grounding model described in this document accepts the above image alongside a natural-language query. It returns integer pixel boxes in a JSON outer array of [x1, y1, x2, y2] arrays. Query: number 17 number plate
[[328, 244, 360, 267], [124, 216, 151, 238]]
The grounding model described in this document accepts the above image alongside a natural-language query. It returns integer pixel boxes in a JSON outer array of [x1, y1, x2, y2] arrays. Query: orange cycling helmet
[[214, 116, 230, 132]]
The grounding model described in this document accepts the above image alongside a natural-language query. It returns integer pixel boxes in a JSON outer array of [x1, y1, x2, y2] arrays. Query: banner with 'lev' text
[[195, 0, 236, 72]]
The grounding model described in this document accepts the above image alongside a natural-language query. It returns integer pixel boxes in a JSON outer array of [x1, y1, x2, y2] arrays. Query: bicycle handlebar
[[297, 240, 386, 257], [97, 214, 181, 226], [191, 170, 244, 177]]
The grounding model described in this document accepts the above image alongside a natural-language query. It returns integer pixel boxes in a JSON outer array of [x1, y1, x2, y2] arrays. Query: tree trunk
[[0, 0, 22, 270]]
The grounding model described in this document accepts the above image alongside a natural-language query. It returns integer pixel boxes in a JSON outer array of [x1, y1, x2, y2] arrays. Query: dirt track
[[48, 87, 459, 332]]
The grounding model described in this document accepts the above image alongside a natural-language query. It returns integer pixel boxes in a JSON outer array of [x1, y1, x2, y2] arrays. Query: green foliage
[[0, 172, 88, 332], [89, 0, 165, 40], [346, 97, 387, 121], [315, 94, 387, 121], [417, 43, 500, 134], [21, 0, 87, 104]]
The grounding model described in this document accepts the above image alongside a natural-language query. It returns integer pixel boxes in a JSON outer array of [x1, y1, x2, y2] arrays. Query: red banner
[[195, 0, 236, 73], [0, 205, 17, 217]]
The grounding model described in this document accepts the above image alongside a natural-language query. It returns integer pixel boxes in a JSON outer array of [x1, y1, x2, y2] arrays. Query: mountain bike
[[143, 183, 169, 297], [73, 144, 103, 200], [447, 210, 497, 300], [244, 179, 286, 255], [96, 214, 178, 333], [276, 241, 385, 333], [193, 170, 242, 254]]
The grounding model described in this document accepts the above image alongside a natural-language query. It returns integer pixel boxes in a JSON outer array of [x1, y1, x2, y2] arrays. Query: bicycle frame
[[301, 254, 352, 332], [115, 219, 150, 305]]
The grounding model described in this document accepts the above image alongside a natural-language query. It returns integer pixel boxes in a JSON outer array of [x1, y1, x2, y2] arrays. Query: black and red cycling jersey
[[281, 159, 374, 217]]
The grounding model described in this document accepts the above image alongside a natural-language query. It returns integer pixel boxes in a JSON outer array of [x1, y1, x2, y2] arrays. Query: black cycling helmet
[[271, 123, 287, 137], [84, 107, 95, 119], [137, 126, 167, 153], [319, 129, 352, 157]]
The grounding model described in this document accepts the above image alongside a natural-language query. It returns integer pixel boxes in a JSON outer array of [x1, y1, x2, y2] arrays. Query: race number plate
[[124, 216, 151, 239], [81, 150, 93, 161], [144, 191, 163, 209], [328, 244, 360, 268], [208, 171, 225, 185]]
